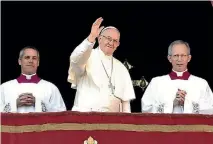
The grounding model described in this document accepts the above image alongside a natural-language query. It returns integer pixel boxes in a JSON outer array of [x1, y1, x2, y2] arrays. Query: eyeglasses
[[170, 54, 189, 60], [101, 35, 119, 45]]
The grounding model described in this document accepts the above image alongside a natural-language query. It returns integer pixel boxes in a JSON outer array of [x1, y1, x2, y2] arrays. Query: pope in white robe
[[0, 46, 66, 113], [141, 40, 213, 114], [68, 17, 136, 113]]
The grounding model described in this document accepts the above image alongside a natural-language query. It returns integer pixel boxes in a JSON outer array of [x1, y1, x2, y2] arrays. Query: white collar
[[172, 69, 188, 77], [22, 73, 36, 80]]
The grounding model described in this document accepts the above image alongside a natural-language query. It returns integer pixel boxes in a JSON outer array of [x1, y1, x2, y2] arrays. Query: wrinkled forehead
[[101, 27, 120, 40], [23, 48, 39, 57], [171, 44, 189, 54]]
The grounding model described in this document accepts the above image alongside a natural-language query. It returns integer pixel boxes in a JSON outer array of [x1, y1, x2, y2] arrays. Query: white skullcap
[[99, 26, 120, 35]]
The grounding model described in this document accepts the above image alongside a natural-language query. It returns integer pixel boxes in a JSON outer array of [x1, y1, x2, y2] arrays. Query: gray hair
[[19, 46, 40, 60], [168, 40, 191, 56]]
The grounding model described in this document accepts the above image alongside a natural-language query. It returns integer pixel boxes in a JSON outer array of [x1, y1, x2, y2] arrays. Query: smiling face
[[168, 43, 191, 72], [98, 28, 120, 56], [18, 48, 40, 75]]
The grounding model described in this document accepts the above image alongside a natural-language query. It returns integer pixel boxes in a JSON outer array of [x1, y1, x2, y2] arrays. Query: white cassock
[[0, 74, 66, 113], [141, 71, 213, 114], [68, 38, 136, 113]]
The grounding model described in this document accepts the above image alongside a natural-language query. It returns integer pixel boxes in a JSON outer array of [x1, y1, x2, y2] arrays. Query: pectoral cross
[[108, 81, 115, 95]]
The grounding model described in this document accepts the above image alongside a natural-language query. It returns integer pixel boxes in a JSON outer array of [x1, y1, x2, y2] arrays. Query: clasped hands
[[17, 93, 35, 107], [173, 89, 187, 106]]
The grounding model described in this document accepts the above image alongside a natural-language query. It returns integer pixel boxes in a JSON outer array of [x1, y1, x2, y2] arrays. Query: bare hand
[[17, 93, 35, 107], [174, 89, 187, 106], [88, 17, 105, 43]]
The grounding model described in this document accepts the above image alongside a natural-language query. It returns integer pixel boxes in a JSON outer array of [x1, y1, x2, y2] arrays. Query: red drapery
[[1, 111, 213, 144]]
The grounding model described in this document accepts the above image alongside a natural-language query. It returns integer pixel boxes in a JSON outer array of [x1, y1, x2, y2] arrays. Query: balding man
[[0, 46, 66, 113], [68, 17, 135, 113]]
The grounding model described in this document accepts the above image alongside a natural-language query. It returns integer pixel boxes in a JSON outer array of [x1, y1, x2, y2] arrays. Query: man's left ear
[[117, 42, 120, 47], [188, 55, 192, 62]]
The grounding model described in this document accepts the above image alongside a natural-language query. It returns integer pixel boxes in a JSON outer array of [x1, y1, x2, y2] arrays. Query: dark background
[[1, 1, 213, 112]]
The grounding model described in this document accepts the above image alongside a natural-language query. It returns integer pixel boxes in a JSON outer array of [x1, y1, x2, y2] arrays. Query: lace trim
[[3, 103, 11, 112], [41, 101, 47, 112]]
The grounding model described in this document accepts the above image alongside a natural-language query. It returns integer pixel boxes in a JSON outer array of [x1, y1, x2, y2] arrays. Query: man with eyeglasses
[[141, 40, 213, 114], [68, 17, 135, 113]]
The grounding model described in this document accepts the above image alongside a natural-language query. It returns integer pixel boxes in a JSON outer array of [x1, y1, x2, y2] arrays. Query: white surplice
[[0, 78, 66, 113], [68, 38, 136, 112], [141, 73, 213, 114]]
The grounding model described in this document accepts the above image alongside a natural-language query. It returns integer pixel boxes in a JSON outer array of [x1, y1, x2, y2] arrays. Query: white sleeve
[[0, 83, 18, 113], [0, 85, 6, 112], [121, 68, 136, 102], [199, 82, 213, 111], [67, 38, 95, 88], [45, 85, 66, 112], [141, 78, 157, 113], [0, 84, 13, 112]]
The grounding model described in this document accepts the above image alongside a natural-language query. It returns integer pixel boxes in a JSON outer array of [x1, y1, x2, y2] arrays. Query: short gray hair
[[19, 46, 40, 60], [168, 40, 191, 56]]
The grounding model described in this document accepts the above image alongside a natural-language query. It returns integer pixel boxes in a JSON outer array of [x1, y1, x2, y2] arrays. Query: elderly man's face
[[168, 44, 191, 72], [98, 28, 120, 56], [18, 48, 39, 75]]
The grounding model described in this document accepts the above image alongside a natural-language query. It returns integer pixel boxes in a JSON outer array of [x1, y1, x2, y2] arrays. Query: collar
[[16, 73, 41, 83], [98, 47, 113, 60], [169, 69, 191, 80]]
